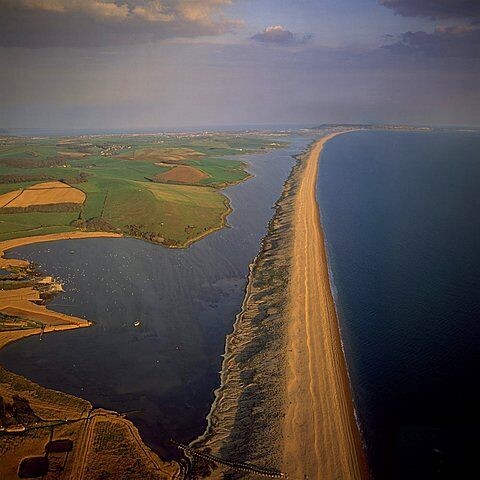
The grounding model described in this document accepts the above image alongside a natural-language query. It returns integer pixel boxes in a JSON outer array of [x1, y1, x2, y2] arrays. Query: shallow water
[[0, 135, 313, 458], [319, 130, 480, 479]]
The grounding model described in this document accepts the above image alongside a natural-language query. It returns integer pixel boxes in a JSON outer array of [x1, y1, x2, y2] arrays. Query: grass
[[0, 312, 39, 330], [191, 157, 251, 187], [0, 133, 286, 246], [0, 365, 90, 413], [0, 212, 79, 241]]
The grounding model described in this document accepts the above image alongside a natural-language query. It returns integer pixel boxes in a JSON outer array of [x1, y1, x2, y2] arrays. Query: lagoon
[[0, 135, 313, 458]]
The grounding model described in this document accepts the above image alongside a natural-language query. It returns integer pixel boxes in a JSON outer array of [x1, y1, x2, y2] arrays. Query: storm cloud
[[379, 0, 480, 21], [384, 26, 480, 57], [251, 26, 312, 46], [0, 0, 241, 48], [380, 1, 480, 57]]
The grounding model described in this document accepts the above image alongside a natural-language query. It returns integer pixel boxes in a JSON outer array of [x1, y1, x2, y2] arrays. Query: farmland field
[[0, 181, 85, 209], [0, 133, 285, 246]]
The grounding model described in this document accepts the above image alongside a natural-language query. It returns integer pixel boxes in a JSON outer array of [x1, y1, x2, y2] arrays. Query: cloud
[[7, 0, 131, 20], [380, 1, 480, 57], [251, 25, 312, 46], [0, 0, 241, 48], [383, 26, 480, 58], [379, 0, 480, 21]]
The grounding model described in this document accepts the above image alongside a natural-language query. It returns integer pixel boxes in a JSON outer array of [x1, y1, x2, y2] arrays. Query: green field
[[0, 133, 285, 246]]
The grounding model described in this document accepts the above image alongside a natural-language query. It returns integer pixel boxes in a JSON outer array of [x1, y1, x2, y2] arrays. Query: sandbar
[[282, 133, 368, 478]]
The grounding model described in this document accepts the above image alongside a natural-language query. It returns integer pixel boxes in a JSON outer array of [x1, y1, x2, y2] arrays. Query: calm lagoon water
[[0, 136, 313, 458], [319, 130, 480, 479]]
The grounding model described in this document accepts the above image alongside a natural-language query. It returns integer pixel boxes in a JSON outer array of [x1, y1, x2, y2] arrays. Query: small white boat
[[134, 321, 141, 327]]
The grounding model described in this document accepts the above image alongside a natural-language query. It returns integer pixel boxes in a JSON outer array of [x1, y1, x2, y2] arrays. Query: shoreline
[[0, 230, 181, 479], [0, 134, 367, 477], [0, 152, 260, 476], [0, 232, 123, 349], [0, 144, 279, 478], [190, 130, 368, 478], [0, 231, 123, 269], [189, 135, 304, 477], [169, 191, 234, 249], [173, 157, 256, 248], [283, 132, 368, 478]]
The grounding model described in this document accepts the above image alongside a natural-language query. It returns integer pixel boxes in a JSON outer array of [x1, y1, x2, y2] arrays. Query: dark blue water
[[319, 130, 480, 479], [0, 135, 314, 458]]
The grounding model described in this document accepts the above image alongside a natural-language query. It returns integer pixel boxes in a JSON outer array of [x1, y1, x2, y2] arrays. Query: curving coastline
[[189, 133, 302, 478], [1, 134, 367, 478], [0, 231, 180, 479], [191, 130, 368, 479], [0, 231, 123, 270], [0, 232, 123, 349]]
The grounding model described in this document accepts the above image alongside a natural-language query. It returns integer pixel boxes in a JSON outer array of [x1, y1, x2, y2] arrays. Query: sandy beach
[[282, 133, 368, 479], [189, 131, 368, 479]]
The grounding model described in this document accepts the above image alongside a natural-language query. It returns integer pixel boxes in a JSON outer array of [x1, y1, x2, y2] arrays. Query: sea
[[318, 130, 480, 479]]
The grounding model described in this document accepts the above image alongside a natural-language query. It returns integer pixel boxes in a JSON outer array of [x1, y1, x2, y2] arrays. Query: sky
[[0, 0, 479, 132]]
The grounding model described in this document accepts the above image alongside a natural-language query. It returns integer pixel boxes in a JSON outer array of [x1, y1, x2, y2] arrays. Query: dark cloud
[[251, 25, 312, 45], [0, 0, 241, 48], [379, 0, 480, 21], [380, 1, 480, 58], [383, 25, 480, 58]]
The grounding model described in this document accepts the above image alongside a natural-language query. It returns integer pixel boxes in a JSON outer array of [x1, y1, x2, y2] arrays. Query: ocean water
[[0, 135, 313, 459], [318, 130, 480, 479]]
